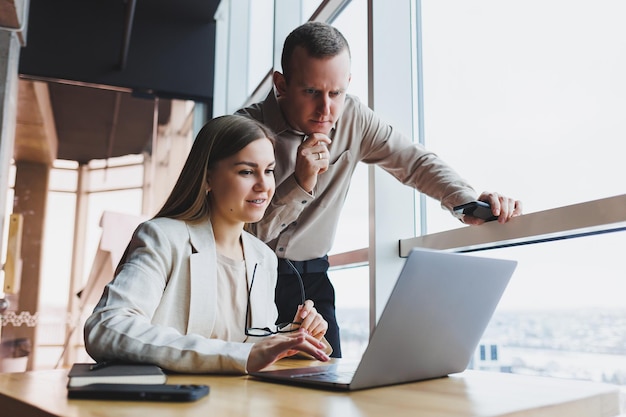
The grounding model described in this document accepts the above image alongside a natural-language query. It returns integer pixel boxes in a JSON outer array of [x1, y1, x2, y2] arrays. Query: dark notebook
[[67, 363, 167, 388]]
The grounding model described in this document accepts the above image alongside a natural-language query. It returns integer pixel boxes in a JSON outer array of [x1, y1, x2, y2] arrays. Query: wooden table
[[0, 359, 621, 417]]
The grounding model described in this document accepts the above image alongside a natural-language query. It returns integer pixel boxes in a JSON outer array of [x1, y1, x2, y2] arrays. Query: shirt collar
[[260, 89, 293, 136]]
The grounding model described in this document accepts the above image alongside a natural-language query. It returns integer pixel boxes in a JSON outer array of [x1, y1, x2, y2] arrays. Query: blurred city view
[[27, 303, 626, 393], [336, 306, 626, 388], [480, 308, 626, 385]]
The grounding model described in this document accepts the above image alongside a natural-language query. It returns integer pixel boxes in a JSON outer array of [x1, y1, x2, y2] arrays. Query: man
[[237, 22, 522, 357]]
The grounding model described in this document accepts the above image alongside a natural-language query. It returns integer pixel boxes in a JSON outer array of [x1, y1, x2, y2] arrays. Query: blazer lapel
[[186, 220, 218, 335]]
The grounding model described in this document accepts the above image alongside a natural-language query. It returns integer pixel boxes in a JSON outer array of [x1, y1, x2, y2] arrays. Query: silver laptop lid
[[350, 248, 517, 389]]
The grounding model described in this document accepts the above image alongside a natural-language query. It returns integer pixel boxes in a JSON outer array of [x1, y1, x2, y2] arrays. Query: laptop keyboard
[[292, 370, 355, 383]]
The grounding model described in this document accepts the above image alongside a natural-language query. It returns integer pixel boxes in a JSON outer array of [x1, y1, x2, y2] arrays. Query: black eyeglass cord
[[283, 259, 306, 304], [245, 261, 306, 337]]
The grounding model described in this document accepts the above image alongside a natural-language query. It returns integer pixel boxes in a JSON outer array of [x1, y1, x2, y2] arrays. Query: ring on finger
[[317, 152, 323, 160]]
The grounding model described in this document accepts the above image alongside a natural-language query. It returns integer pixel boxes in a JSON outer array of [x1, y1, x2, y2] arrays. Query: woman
[[84, 115, 331, 374]]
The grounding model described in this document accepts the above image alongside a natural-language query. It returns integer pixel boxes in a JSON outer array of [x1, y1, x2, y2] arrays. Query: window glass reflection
[[469, 232, 626, 387], [303, 0, 323, 20], [49, 166, 77, 192], [420, 1, 626, 234], [329, 265, 369, 360], [36, 191, 75, 369], [328, 0, 369, 256], [248, 0, 274, 95]]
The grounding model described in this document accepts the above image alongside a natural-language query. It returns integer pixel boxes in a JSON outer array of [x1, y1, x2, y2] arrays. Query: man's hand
[[464, 192, 523, 225], [294, 133, 332, 193]]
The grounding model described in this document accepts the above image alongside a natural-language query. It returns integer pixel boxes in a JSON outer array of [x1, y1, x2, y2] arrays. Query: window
[[328, 0, 370, 360], [420, 0, 626, 234], [471, 232, 626, 385], [416, 0, 626, 390], [36, 157, 145, 369], [248, 0, 274, 95]]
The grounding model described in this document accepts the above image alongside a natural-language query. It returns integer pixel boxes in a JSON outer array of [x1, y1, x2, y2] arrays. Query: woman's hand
[[293, 300, 328, 340], [246, 329, 330, 373]]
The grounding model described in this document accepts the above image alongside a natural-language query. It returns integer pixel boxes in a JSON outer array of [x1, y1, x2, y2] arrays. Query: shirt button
[[278, 247, 284, 252], [301, 200, 307, 204], [281, 223, 286, 228]]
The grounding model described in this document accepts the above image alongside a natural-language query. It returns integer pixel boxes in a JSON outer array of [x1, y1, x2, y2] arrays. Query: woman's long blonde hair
[[154, 115, 275, 222]]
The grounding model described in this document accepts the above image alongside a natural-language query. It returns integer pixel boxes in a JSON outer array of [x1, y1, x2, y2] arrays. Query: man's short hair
[[281, 22, 351, 80]]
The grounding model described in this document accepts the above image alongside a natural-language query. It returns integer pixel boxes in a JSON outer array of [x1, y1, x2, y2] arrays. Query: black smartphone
[[67, 383, 210, 402], [453, 201, 498, 222]]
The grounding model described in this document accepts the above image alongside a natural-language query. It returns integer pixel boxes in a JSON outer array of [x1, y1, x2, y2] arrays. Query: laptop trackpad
[[259, 362, 359, 384]]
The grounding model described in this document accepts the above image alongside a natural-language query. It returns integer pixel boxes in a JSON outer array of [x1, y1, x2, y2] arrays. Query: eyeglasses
[[245, 261, 306, 337]]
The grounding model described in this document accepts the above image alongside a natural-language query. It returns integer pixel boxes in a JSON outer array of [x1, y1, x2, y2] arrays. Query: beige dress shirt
[[237, 91, 477, 261]]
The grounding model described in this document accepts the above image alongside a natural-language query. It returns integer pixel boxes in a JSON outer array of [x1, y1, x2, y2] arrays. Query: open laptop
[[249, 247, 517, 391]]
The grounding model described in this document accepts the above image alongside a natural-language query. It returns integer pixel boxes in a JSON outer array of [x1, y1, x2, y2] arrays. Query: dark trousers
[[275, 257, 342, 358]]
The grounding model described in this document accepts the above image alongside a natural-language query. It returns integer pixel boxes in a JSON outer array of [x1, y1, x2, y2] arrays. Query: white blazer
[[84, 217, 278, 374]]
